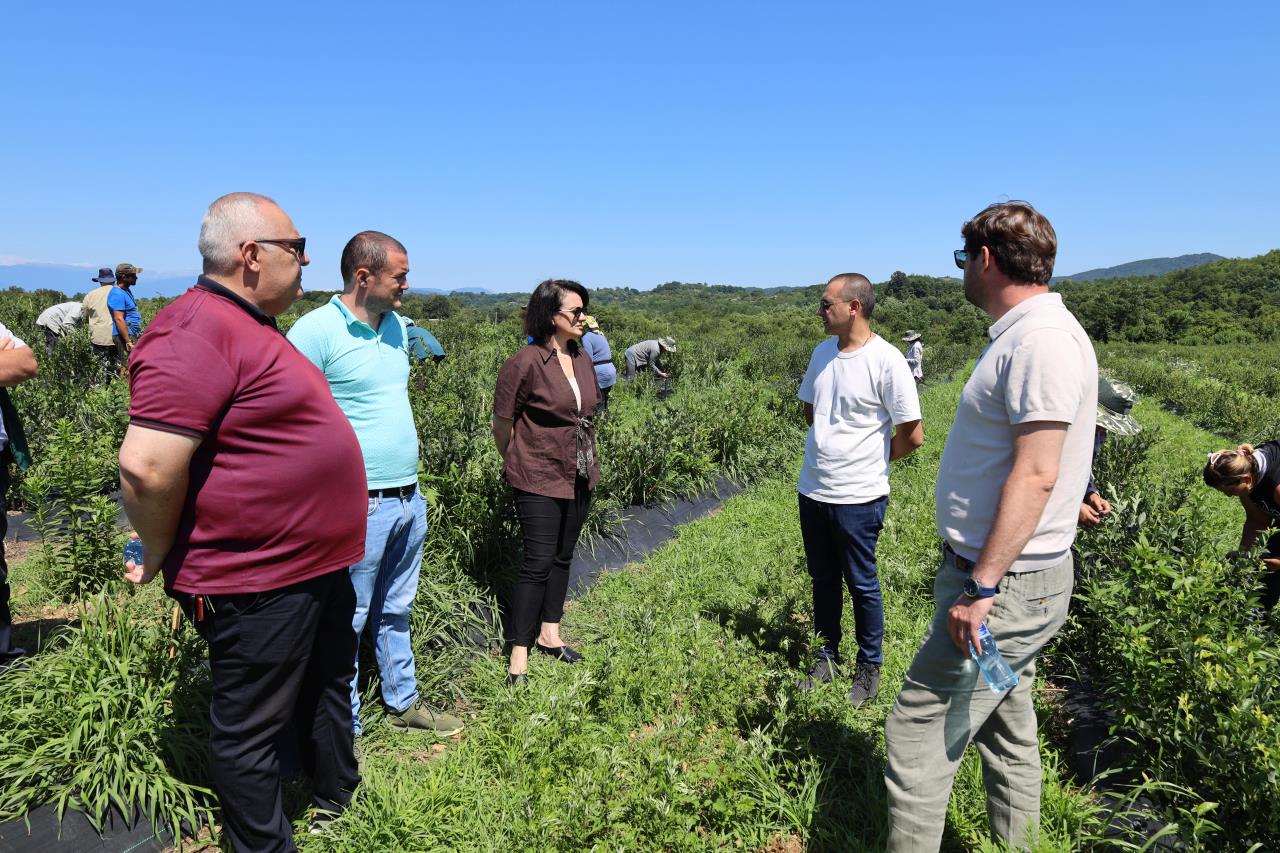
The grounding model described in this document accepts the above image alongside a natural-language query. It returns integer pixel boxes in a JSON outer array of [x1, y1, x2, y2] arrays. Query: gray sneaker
[[387, 700, 465, 736], [847, 664, 882, 708], [797, 653, 840, 691]]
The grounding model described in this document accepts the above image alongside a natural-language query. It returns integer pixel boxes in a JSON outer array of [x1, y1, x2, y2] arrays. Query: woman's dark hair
[[524, 279, 589, 343]]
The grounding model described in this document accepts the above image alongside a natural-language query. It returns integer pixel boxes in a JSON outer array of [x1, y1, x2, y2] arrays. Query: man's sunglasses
[[244, 237, 307, 261], [818, 298, 853, 312], [953, 249, 968, 270]]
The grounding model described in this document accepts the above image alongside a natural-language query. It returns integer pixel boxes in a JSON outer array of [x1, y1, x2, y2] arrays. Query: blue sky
[[2, 1, 1277, 292]]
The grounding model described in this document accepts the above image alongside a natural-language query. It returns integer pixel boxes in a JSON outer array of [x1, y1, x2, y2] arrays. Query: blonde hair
[[1203, 444, 1257, 489]]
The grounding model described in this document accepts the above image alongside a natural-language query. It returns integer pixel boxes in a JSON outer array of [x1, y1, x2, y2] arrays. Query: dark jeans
[[183, 568, 359, 853], [510, 480, 591, 647], [596, 384, 612, 413], [42, 327, 61, 354], [0, 464, 20, 665], [798, 492, 888, 667]]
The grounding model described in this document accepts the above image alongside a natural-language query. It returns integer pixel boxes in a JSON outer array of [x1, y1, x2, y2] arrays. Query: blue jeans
[[798, 492, 888, 667], [350, 489, 426, 733]]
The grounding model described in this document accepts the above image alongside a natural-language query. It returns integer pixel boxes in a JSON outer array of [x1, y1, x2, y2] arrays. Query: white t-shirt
[[797, 334, 922, 503], [935, 293, 1098, 572], [0, 321, 26, 450]]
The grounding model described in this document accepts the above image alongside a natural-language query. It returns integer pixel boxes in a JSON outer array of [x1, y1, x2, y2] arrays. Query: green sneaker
[[386, 700, 464, 736]]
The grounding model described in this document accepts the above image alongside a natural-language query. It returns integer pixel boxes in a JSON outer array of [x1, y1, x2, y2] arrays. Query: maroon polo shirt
[[127, 277, 367, 594], [494, 339, 600, 499]]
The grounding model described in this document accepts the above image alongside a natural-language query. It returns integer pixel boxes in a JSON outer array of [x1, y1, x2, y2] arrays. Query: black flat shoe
[[506, 672, 528, 688], [534, 642, 584, 664]]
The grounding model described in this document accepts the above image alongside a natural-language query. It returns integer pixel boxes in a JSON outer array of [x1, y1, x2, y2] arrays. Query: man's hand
[[0, 337, 12, 352], [948, 593, 994, 654], [123, 532, 160, 585], [659, 372, 670, 380], [1078, 492, 1111, 527]]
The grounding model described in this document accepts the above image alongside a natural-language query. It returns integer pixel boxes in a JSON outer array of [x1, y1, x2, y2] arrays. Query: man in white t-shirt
[[796, 272, 923, 707], [883, 202, 1097, 852]]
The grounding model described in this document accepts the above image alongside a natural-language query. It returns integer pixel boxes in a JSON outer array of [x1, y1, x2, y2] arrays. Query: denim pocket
[[367, 495, 381, 517]]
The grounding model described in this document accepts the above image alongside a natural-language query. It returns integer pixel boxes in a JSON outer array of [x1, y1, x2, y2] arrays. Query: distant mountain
[[0, 263, 198, 297], [1053, 253, 1225, 282]]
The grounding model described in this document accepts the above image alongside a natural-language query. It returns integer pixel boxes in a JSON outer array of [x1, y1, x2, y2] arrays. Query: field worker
[[579, 315, 616, 412], [289, 232, 464, 739], [404, 318, 446, 364], [903, 331, 923, 382], [1203, 441, 1280, 609], [493, 279, 600, 687], [796, 273, 923, 707], [623, 336, 675, 381], [120, 192, 365, 851], [0, 321, 37, 670], [108, 263, 145, 357], [35, 301, 85, 353], [884, 201, 1097, 852], [1078, 375, 1141, 527], [81, 268, 120, 371]]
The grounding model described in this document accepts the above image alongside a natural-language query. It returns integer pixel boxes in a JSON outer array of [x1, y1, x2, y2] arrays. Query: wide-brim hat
[[91, 267, 115, 284], [902, 330, 922, 342], [658, 336, 676, 351], [1097, 374, 1141, 435]]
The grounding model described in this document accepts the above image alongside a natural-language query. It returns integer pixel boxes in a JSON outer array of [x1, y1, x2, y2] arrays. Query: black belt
[[369, 483, 417, 499], [592, 359, 613, 366], [943, 541, 976, 572]]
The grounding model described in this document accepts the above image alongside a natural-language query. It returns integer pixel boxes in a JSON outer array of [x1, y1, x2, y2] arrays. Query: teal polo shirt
[[287, 296, 418, 489]]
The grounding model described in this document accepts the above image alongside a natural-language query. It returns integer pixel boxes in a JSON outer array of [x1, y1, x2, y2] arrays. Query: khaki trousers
[[884, 550, 1073, 852]]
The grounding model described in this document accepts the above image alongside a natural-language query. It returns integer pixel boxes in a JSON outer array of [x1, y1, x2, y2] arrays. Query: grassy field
[[294, 380, 1113, 852]]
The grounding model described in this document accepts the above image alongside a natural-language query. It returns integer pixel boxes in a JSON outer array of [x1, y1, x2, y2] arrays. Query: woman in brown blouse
[[492, 279, 600, 686]]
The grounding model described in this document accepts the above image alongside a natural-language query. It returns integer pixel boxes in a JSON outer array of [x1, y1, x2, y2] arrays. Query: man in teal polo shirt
[[288, 231, 463, 738]]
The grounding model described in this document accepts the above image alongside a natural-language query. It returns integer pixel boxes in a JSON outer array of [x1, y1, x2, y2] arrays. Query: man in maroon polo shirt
[[119, 192, 367, 853]]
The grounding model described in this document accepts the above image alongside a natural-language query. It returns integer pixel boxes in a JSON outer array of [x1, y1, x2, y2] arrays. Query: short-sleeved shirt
[[625, 339, 664, 373], [494, 340, 600, 499], [0, 322, 25, 450], [82, 285, 115, 345], [37, 302, 84, 334], [106, 286, 142, 336], [935, 293, 1098, 572], [797, 335, 921, 503], [287, 296, 418, 489], [127, 276, 367, 594], [581, 331, 616, 389], [1249, 441, 1280, 522]]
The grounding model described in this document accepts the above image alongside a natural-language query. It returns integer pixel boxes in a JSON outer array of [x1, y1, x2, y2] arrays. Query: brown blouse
[[494, 340, 600, 499]]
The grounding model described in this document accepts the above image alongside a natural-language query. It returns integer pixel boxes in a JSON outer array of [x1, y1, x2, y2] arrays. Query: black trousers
[[0, 464, 19, 664], [510, 480, 591, 647], [184, 568, 359, 853]]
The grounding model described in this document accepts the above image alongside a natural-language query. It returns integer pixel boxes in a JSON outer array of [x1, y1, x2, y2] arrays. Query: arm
[[119, 424, 201, 583], [0, 338, 38, 386], [492, 415, 513, 458], [1238, 494, 1271, 553], [889, 419, 924, 461], [111, 310, 134, 346], [948, 421, 1068, 652]]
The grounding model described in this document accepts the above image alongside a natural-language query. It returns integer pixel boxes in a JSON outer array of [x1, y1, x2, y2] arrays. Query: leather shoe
[[534, 642, 584, 664]]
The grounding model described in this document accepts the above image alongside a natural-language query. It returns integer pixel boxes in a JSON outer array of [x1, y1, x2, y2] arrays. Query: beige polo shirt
[[935, 292, 1097, 572]]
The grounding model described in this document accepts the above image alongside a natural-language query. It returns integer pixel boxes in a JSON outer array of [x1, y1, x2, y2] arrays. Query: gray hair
[[198, 192, 279, 274], [829, 272, 876, 319]]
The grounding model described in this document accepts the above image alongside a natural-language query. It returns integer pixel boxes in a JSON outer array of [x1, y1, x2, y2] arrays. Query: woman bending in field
[[1204, 442, 1280, 609]]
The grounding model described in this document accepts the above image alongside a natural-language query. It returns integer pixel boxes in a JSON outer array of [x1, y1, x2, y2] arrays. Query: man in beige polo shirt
[[81, 267, 119, 373], [883, 201, 1097, 851]]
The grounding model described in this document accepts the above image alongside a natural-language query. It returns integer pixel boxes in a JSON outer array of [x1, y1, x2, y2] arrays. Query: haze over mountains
[[1052, 253, 1225, 282]]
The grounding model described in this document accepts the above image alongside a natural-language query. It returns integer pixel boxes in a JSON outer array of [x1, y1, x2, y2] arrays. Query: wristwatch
[[963, 577, 999, 598]]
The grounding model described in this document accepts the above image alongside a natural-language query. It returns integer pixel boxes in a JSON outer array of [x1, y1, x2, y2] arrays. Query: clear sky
[[2, 1, 1277, 291]]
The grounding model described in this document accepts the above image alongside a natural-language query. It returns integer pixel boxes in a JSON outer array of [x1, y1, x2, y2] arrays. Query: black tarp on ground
[[0, 807, 168, 853], [567, 477, 741, 600]]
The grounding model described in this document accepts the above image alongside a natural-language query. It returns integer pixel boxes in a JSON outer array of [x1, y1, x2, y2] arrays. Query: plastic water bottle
[[123, 538, 145, 567], [970, 623, 1018, 693]]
